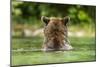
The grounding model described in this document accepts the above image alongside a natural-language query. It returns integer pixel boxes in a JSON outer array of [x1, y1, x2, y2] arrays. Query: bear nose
[[54, 23, 58, 26], [53, 25, 59, 31], [54, 22, 58, 26]]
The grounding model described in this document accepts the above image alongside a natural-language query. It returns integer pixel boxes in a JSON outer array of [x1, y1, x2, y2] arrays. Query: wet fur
[[41, 17, 73, 51]]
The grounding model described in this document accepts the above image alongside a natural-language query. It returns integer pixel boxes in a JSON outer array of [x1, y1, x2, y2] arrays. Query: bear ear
[[63, 16, 70, 26], [41, 16, 50, 25]]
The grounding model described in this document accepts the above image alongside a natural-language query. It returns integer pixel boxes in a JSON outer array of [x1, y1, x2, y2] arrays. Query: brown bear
[[41, 16, 73, 51]]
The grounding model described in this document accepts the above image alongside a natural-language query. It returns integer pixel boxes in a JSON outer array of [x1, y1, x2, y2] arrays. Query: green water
[[11, 36, 96, 66]]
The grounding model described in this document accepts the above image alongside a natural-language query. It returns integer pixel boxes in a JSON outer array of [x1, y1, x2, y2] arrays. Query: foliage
[[12, 1, 96, 25]]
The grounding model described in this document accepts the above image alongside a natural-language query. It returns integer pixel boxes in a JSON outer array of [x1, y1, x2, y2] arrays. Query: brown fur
[[41, 16, 73, 51]]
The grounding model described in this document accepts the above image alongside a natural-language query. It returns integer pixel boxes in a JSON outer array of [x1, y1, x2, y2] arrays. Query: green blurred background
[[12, 1, 96, 66]]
